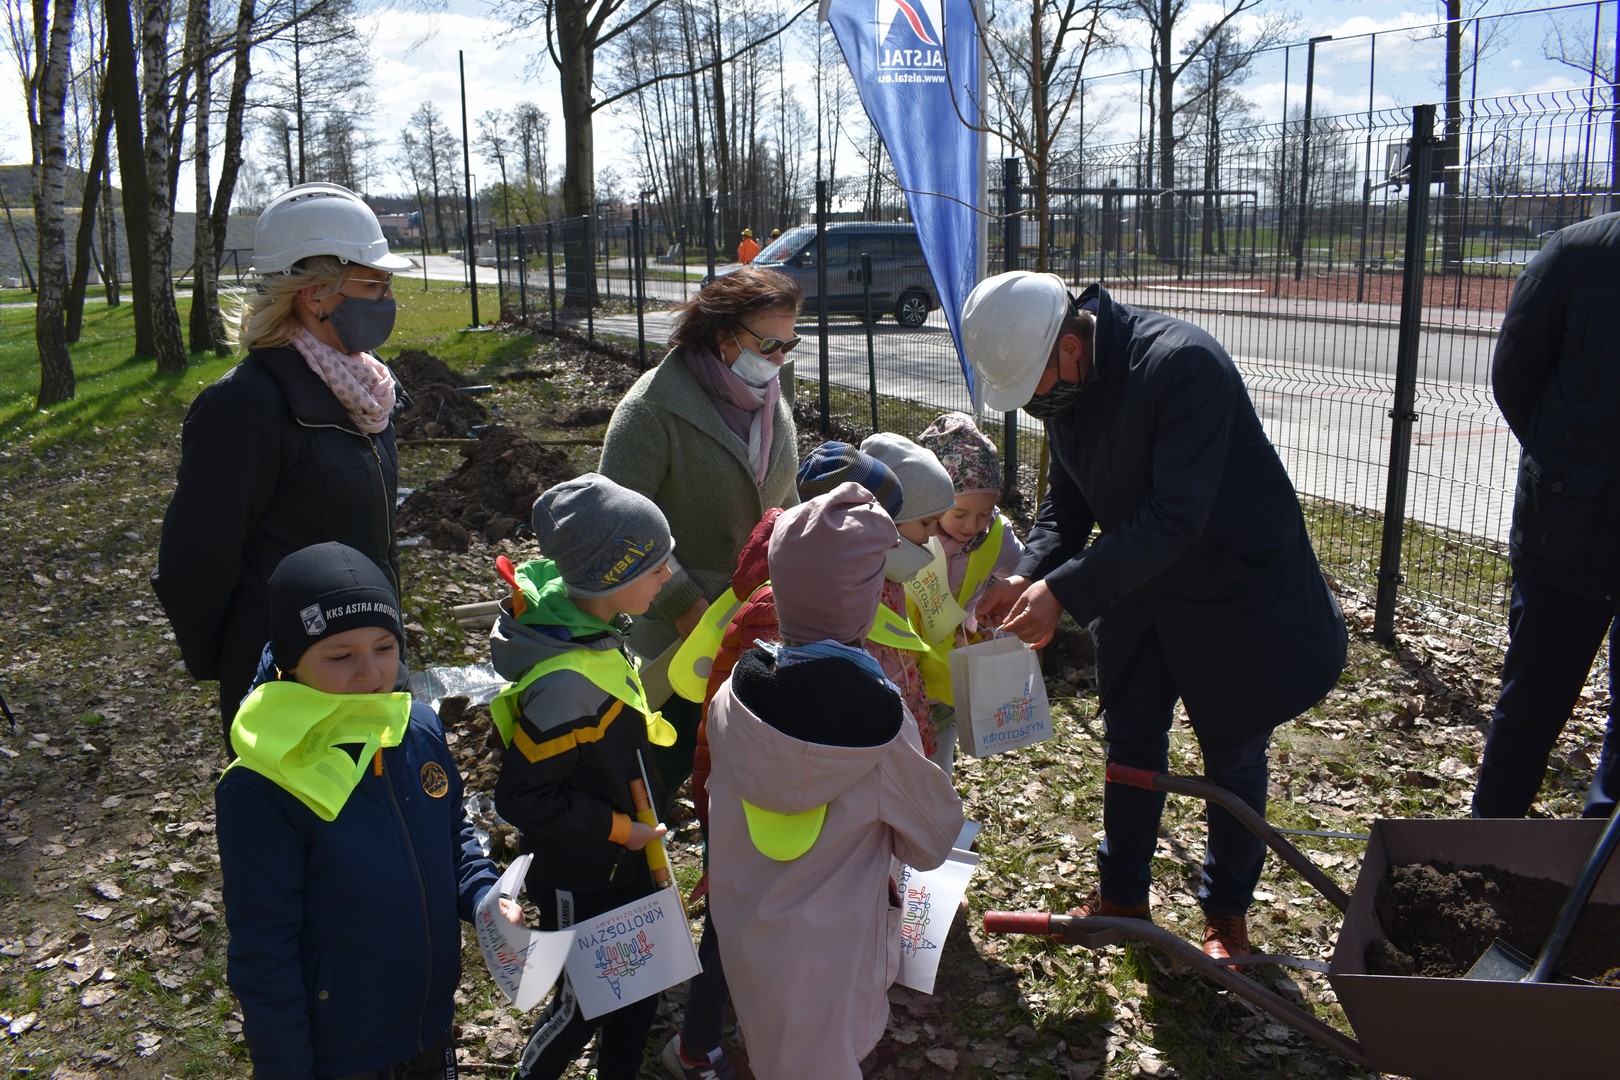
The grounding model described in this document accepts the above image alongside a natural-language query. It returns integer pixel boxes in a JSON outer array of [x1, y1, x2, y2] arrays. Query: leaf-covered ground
[[0, 330, 1609, 1079]]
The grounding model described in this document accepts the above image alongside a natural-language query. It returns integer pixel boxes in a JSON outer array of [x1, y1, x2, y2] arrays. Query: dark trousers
[[677, 913, 730, 1056], [1473, 575, 1620, 819], [515, 875, 660, 1080], [323, 1032, 456, 1079], [1097, 629, 1274, 916], [651, 695, 701, 817]]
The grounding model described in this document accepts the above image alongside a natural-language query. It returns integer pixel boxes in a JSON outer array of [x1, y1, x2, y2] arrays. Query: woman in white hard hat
[[153, 183, 415, 748]]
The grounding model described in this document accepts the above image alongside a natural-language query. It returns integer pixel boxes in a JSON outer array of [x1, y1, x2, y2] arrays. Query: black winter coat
[[1019, 285, 1346, 744], [152, 346, 400, 734], [1493, 211, 1620, 604]]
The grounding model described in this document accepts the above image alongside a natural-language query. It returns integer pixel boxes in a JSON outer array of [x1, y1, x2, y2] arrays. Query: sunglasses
[[737, 321, 801, 356]]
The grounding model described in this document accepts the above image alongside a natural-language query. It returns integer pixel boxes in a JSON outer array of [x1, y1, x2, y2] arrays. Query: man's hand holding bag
[[949, 634, 1052, 757]]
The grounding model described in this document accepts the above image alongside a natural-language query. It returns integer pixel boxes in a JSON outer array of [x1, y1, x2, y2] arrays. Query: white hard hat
[[251, 183, 413, 275], [961, 271, 1072, 412]]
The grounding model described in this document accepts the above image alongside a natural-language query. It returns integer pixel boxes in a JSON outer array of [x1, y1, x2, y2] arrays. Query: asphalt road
[[560, 277, 1514, 545]]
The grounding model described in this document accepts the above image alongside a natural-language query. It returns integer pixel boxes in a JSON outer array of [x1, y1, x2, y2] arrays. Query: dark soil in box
[[1365, 860, 1620, 984]]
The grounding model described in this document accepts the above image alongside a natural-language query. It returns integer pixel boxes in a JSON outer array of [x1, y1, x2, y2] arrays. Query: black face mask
[[1023, 379, 1083, 421]]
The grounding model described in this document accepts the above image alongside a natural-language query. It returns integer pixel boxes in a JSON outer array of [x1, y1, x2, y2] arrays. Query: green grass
[[0, 281, 515, 456]]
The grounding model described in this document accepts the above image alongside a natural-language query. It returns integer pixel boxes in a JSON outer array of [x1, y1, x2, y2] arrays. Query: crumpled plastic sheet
[[408, 661, 507, 713]]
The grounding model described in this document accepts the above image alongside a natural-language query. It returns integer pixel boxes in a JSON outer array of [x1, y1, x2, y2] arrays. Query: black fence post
[[632, 208, 647, 369], [1294, 35, 1331, 282], [816, 179, 830, 433], [704, 197, 716, 285], [585, 216, 596, 342], [517, 228, 529, 323], [862, 252, 879, 432], [1001, 157, 1021, 502], [545, 222, 557, 335], [1374, 104, 1439, 645]]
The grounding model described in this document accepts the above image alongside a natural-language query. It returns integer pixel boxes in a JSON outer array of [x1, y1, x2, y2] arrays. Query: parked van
[[732, 222, 941, 327]]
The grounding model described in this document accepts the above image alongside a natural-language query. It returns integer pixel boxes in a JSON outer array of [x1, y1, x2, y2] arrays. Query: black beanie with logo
[[268, 542, 404, 672]]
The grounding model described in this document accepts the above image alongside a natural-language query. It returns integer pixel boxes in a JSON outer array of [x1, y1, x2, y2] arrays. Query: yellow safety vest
[[669, 587, 747, 703], [226, 681, 412, 822], [490, 645, 677, 751], [668, 582, 930, 707], [906, 516, 1006, 705]]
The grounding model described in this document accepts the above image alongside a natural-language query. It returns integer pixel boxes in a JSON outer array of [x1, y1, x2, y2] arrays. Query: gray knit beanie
[[859, 433, 956, 524], [531, 473, 675, 598]]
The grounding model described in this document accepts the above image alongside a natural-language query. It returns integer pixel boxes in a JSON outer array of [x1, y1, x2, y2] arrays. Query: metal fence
[[492, 85, 1616, 643]]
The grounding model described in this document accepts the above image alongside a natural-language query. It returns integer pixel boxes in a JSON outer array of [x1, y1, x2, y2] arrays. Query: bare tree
[[492, 0, 812, 297], [1126, 0, 1264, 258], [139, 0, 187, 372], [512, 101, 551, 221], [184, 0, 228, 355], [1541, 8, 1618, 202], [404, 101, 457, 252], [16, 0, 79, 404], [1174, 17, 1290, 254], [976, 0, 1118, 267]]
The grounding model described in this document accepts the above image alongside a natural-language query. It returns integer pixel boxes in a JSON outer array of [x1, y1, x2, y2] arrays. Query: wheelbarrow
[[984, 764, 1620, 1079]]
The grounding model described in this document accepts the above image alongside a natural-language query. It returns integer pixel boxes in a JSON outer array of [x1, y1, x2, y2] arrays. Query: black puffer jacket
[[1493, 211, 1620, 603], [152, 346, 401, 736]]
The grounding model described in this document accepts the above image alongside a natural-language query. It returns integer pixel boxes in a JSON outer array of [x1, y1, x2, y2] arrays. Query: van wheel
[[895, 290, 930, 327]]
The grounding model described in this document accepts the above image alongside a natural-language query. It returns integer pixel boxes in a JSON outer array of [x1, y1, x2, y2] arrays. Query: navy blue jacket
[[153, 345, 402, 737], [215, 665, 498, 1080], [1493, 211, 1620, 603], [1019, 285, 1346, 743]]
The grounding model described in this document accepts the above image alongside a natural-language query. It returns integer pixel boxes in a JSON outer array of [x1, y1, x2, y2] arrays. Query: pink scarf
[[685, 347, 778, 485], [291, 329, 396, 435]]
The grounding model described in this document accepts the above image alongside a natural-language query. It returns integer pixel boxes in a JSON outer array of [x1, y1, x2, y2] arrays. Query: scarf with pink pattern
[[291, 328, 396, 434]]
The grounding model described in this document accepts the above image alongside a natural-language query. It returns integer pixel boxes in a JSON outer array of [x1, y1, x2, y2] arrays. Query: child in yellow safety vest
[[216, 542, 520, 1080], [488, 473, 680, 1080], [913, 412, 1026, 773], [659, 441, 910, 1080], [858, 432, 959, 760]]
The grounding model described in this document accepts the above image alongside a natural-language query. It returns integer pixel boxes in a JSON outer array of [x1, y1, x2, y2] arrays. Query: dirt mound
[[1368, 860, 1620, 981], [790, 397, 866, 455], [390, 348, 489, 439], [399, 426, 576, 550], [501, 320, 647, 396]]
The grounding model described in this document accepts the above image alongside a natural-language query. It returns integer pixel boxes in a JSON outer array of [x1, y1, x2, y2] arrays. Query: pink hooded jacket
[[706, 652, 964, 1079]]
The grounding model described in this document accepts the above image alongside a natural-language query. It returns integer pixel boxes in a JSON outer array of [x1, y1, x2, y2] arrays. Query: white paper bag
[[565, 885, 701, 1020], [949, 635, 1052, 757]]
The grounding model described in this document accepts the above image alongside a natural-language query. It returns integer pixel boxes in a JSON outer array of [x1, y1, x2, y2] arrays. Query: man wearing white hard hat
[[965, 272, 1347, 969]]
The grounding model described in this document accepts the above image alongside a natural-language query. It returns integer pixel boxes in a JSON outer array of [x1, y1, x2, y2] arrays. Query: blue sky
[[2, 0, 1612, 203]]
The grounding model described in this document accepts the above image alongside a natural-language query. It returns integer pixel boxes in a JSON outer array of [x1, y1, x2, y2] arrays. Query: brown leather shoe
[[1202, 914, 1251, 971], [1068, 888, 1150, 920]]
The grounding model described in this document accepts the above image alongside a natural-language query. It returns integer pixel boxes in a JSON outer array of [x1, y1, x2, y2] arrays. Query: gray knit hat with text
[[531, 473, 675, 598]]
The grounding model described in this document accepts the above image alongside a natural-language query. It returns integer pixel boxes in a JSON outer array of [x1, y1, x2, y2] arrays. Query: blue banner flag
[[821, 0, 982, 392]]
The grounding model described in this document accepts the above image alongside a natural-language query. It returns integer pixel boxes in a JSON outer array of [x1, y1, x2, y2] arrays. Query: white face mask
[[730, 346, 782, 389]]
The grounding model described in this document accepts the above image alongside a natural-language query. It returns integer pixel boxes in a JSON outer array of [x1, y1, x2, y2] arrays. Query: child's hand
[[625, 820, 668, 851], [498, 897, 524, 926]]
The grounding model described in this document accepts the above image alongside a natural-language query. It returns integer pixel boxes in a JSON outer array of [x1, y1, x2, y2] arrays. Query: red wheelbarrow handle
[[1103, 763, 1353, 912], [984, 909, 1374, 1071]]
